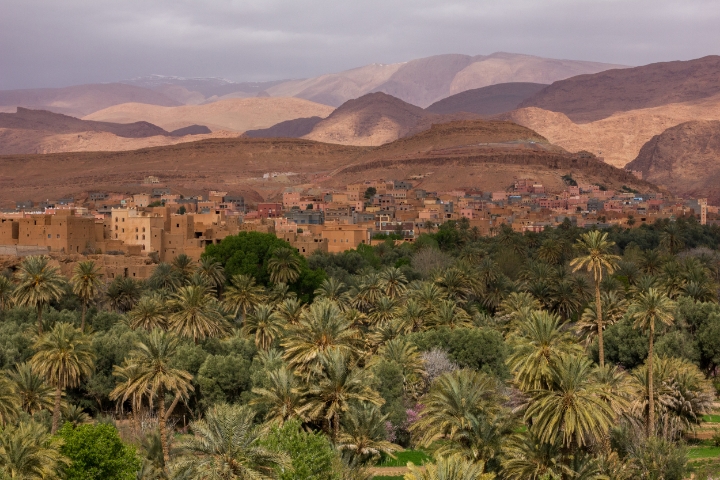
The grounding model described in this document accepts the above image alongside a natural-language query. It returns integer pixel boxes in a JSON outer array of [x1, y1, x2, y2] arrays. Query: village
[[0, 173, 714, 280]]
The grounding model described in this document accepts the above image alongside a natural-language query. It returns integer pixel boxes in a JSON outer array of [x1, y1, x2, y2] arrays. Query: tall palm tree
[[627, 288, 676, 437], [0, 275, 15, 311], [409, 281, 447, 315], [275, 297, 305, 325], [9, 363, 54, 416], [251, 366, 307, 425], [267, 247, 302, 285], [110, 360, 149, 437], [148, 262, 183, 292], [660, 222, 684, 255], [314, 278, 352, 310], [12, 255, 66, 334], [500, 432, 565, 480], [70, 260, 103, 330], [196, 256, 225, 293], [243, 304, 285, 351], [224, 274, 266, 320], [367, 296, 399, 327], [0, 420, 67, 479], [570, 231, 621, 367], [337, 404, 400, 466], [29, 322, 95, 433], [172, 403, 289, 479], [526, 354, 617, 449], [406, 454, 494, 480], [128, 294, 168, 331], [122, 330, 194, 469], [378, 267, 408, 299], [430, 300, 473, 330], [0, 377, 20, 427], [167, 285, 232, 343], [171, 254, 195, 285], [106, 276, 142, 313], [576, 290, 628, 347], [304, 350, 383, 440], [373, 337, 426, 395]]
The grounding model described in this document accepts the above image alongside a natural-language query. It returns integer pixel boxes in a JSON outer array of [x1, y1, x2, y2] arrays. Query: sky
[[1, 0, 719, 90]]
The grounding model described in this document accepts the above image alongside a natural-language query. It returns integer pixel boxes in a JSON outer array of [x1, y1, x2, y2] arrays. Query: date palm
[[110, 360, 149, 437], [0, 420, 67, 479], [576, 291, 627, 347], [378, 267, 408, 299], [123, 330, 194, 469], [70, 260, 103, 330], [409, 281, 447, 315], [659, 222, 684, 255], [406, 454, 494, 480], [314, 278, 352, 310], [500, 432, 565, 480], [106, 276, 142, 313], [337, 404, 400, 465], [167, 285, 232, 343], [9, 363, 54, 416], [0, 275, 15, 311], [373, 337, 426, 394], [352, 273, 384, 311], [171, 254, 195, 285], [430, 299, 472, 329], [224, 274, 265, 320], [196, 256, 225, 293], [172, 403, 289, 480], [0, 377, 20, 427], [12, 255, 66, 334], [367, 296, 399, 327], [251, 366, 307, 425], [128, 294, 168, 331], [29, 322, 95, 434], [267, 247, 302, 285], [627, 288, 676, 437], [304, 350, 383, 440], [243, 304, 285, 351], [526, 354, 616, 448], [550, 279, 583, 320], [396, 299, 428, 333], [537, 237, 564, 265], [570, 231, 621, 367], [148, 262, 183, 292], [275, 297, 305, 325]]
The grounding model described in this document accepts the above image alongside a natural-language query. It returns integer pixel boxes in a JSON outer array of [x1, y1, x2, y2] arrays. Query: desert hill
[[83, 97, 335, 132], [0, 118, 655, 207], [0, 83, 181, 117], [425, 82, 548, 116], [626, 121, 720, 203], [519, 55, 720, 123], [243, 117, 324, 138], [501, 93, 720, 168]]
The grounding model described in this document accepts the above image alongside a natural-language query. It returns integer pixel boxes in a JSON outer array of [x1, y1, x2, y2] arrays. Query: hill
[[626, 121, 720, 203], [519, 55, 720, 123], [83, 98, 335, 132], [425, 82, 548, 116], [501, 93, 720, 168], [0, 118, 655, 207], [0, 83, 181, 117], [243, 117, 324, 138]]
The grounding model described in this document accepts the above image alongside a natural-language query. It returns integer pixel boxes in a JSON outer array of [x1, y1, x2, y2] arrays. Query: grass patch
[[373, 477, 404, 480], [688, 446, 720, 459], [378, 450, 431, 467], [702, 414, 720, 423]]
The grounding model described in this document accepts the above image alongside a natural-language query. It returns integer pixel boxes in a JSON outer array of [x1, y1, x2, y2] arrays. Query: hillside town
[[0, 175, 714, 280]]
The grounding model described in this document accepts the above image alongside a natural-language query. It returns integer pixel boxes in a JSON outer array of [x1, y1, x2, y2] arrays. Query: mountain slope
[[426, 82, 548, 116], [626, 121, 720, 203], [519, 55, 720, 123]]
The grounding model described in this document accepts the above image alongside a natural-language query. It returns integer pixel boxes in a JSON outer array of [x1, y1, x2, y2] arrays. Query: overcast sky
[[1, 0, 718, 90]]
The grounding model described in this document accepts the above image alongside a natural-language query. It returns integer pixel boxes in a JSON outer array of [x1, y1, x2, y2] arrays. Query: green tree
[[204, 231, 293, 284], [57, 423, 141, 480], [0, 275, 15, 311], [70, 260, 103, 331], [627, 288, 676, 437], [167, 285, 231, 343], [224, 274, 266, 320], [30, 322, 95, 434], [267, 247, 302, 285], [251, 366, 307, 425], [0, 376, 20, 427], [243, 304, 285, 351], [128, 294, 167, 331], [12, 255, 66, 334], [9, 362, 54, 415], [405, 454, 494, 480], [0, 420, 67, 479], [172, 403, 289, 479], [197, 256, 226, 293], [363, 187, 377, 200], [337, 404, 400, 466], [570, 231, 621, 367]]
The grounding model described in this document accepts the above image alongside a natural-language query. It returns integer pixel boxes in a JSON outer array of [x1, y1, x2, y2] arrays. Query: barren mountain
[[502, 93, 720, 168], [519, 55, 720, 123], [626, 121, 720, 203], [425, 82, 548, 116], [0, 118, 655, 207], [0, 83, 181, 117], [243, 117, 324, 138], [266, 52, 624, 108], [83, 98, 335, 132]]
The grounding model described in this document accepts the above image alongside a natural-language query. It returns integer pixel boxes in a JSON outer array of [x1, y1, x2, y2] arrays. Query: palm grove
[[0, 217, 720, 479]]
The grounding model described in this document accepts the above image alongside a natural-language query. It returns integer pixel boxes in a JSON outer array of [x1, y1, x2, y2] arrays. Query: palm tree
[[500, 432, 565, 480], [196, 256, 225, 293], [627, 288, 676, 437], [526, 354, 617, 449], [406, 454, 494, 480], [171, 254, 195, 285], [110, 360, 150, 437], [122, 330, 194, 469], [337, 404, 400, 466], [0, 377, 20, 427], [12, 255, 66, 334], [148, 262, 183, 292], [29, 322, 95, 433], [314, 278, 352, 310], [70, 260, 103, 330], [409, 281, 447, 315], [224, 274, 266, 320], [430, 299, 473, 329], [575, 290, 627, 347], [9, 363, 54, 415], [172, 403, 289, 479], [352, 273, 384, 311], [549, 279, 583, 320], [282, 300, 360, 375], [537, 237, 564, 265], [378, 267, 408, 299], [167, 285, 232, 343], [62, 404, 91, 427], [275, 297, 305, 325], [0, 275, 15, 311], [0, 420, 67, 479], [106, 276, 142, 312], [304, 350, 383, 440], [570, 231, 621, 367], [367, 296, 399, 327], [128, 294, 168, 331], [243, 304, 285, 351], [267, 247, 302, 284], [660, 222, 684, 255], [373, 337, 426, 395], [251, 366, 307, 425]]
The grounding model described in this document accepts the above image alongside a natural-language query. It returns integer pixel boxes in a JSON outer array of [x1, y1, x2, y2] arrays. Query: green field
[[702, 414, 720, 423], [372, 477, 404, 480], [377, 450, 431, 467], [688, 445, 720, 459]]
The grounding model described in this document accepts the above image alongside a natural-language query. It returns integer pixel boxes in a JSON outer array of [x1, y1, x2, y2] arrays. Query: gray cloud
[[1, 0, 719, 89]]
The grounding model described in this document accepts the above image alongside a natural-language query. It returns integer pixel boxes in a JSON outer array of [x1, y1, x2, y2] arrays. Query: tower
[[699, 198, 708, 226]]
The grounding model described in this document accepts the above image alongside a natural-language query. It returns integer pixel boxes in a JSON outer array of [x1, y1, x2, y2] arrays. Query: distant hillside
[[626, 120, 720, 203], [426, 82, 548, 116], [519, 55, 720, 123], [243, 117, 324, 138], [0, 83, 181, 117]]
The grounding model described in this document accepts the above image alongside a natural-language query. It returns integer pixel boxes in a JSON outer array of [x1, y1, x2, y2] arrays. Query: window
[[135, 235, 138, 240], [142, 235, 145, 240], [47, 234, 51, 238], [122, 228, 124, 233], [142, 227, 145, 232], [115, 234, 118, 239], [57, 234, 60, 238], [115, 225, 118, 231], [121, 218, 125, 222], [176, 223, 180, 228], [115, 218, 118, 222], [135, 228, 138, 232]]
